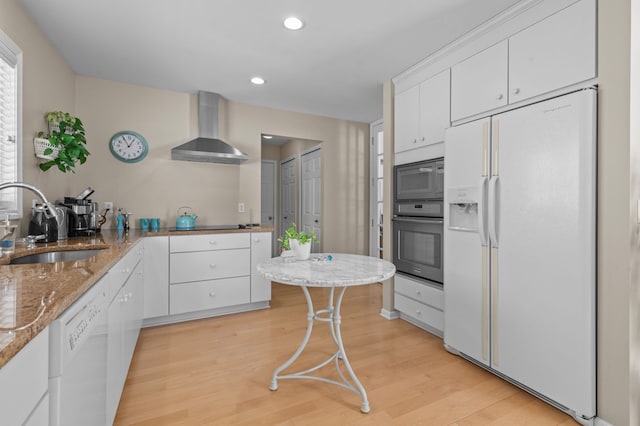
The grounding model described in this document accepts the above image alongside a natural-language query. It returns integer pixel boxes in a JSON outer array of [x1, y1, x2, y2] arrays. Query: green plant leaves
[[40, 111, 91, 173], [277, 222, 318, 250]]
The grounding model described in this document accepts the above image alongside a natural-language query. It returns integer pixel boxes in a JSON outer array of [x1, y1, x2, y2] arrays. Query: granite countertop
[[0, 226, 274, 369]]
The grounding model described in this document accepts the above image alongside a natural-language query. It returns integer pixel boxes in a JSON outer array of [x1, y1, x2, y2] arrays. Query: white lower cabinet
[[106, 242, 144, 426], [0, 328, 49, 426], [167, 232, 271, 317], [394, 274, 444, 336], [143, 236, 169, 319], [250, 232, 272, 302]]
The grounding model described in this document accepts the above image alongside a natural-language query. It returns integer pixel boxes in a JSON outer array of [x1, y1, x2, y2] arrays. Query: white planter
[[33, 137, 59, 160], [290, 239, 311, 260]]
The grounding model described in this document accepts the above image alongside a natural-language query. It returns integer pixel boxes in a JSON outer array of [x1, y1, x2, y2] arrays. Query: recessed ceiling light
[[283, 16, 304, 30], [251, 77, 265, 85], [263, 135, 273, 139]]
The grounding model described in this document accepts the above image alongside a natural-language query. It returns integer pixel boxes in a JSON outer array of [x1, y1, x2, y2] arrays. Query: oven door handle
[[392, 217, 444, 225], [478, 177, 489, 246]]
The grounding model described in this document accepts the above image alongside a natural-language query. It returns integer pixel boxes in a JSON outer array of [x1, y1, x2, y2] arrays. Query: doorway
[[261, 134, 322, 253]]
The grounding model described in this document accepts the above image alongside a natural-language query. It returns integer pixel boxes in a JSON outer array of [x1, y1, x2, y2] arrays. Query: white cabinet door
[[394, 85, 420, 153], [123, 260, 144, 368], [508, 0, 596, 103], [419, 69, 450, 145], [143, 236, 168, 319], [0, 328, 48, 426], [106, 283, 125, 426], [451, 41, 508, 121], [251, 232, 272, 302]]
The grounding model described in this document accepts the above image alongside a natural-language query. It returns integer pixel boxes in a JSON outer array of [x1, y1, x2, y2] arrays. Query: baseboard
[[380, 308, 400, 320], [594, 417, 613, 426]]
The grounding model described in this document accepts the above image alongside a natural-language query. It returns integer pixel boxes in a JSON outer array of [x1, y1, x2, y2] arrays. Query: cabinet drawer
[[395, 274, 443, 310], [170, 248, 250, 283], [170, 277, 250, 314], [170, 233, 250, 253], [395, 293, 443, 332]]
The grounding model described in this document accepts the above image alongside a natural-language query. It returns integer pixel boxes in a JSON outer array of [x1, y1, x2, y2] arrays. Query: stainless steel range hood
[[171, 91, 248, 164]]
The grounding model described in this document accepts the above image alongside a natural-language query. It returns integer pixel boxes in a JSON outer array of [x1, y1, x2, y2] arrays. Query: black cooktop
[[167, 224, 254, 232]]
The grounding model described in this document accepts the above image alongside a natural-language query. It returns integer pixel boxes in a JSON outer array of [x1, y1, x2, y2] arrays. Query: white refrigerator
[[443, 89, 596, 422]]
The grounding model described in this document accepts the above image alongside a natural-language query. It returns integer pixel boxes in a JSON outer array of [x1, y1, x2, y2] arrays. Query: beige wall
[[631, 1, 640, 423], [0, 0, 75, 232], [382, 80, 395, 313], [598, 2, 632, 424], [73, 77, 369, 253], [227, 101, 369, 253]]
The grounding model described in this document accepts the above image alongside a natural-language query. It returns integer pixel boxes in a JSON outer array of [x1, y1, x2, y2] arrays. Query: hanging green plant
[[36, 111, 90, 173]]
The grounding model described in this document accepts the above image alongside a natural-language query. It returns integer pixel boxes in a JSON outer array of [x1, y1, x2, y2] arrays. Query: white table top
[[257, 253, 396, 287]]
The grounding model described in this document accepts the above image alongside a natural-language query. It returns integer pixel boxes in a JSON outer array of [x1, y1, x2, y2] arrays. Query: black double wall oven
[[393, 158, 444, 285]]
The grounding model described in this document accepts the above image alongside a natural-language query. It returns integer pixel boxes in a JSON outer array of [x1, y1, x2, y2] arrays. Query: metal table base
[[269, 286, 371, 413]]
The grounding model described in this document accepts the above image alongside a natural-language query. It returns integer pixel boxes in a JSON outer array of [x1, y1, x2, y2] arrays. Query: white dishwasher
[[49, 276, 109, 426]]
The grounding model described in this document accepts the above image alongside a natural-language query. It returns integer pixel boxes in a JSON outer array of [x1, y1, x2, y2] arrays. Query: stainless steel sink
[[10, 249, 105, 265]]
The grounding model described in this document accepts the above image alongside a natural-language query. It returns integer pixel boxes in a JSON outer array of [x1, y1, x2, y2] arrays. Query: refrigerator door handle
[[478, 177, 489, 246], [488, 175, 499, 247]]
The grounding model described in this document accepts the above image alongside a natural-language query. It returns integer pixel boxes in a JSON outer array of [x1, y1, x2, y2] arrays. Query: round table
[[257, 253, 396, 413]]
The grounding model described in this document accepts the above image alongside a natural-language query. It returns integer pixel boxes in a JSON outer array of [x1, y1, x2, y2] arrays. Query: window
[[0, 31, 21, 218]]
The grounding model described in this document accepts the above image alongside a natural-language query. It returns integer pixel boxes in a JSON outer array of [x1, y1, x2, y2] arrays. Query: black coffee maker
[[61, 187, 98, 237], [28, 204, 58, 242]]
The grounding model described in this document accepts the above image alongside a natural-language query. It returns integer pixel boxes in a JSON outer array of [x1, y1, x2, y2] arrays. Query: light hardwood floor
[[114, 283, 578, 425]]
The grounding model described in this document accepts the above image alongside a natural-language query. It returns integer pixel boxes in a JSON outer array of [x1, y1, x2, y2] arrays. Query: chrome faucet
[[0, 182, 59, 221]]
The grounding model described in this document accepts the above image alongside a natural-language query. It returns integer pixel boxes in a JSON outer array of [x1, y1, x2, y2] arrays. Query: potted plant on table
[[34, 111, 90, 173], [278, 223, 318, 260]]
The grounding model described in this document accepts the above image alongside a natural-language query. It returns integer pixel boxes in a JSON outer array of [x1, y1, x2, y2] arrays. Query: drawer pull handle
[[496, 93, 504, 100], [209, 264, 217, 268], [416, 290, 421, 296], [209, 240, 217, 245], [209, 292, 216, 297], [416, 310, 421, 316]]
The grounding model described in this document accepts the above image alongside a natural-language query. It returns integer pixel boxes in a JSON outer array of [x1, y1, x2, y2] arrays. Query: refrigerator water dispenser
[[448, 187, 480, 232]]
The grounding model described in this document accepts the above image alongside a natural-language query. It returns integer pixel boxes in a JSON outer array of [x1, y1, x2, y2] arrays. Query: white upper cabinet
[[451, 0, 596, 122], [395, 69, 451, 154], [508, 0, 596, 103], [420, 70, 451, 146], [394, 85, 420, 153], [451, 41, 509, 122]]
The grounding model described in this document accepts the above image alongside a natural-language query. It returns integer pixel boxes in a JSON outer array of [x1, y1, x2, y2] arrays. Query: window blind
[[0, 37, 17, 216]]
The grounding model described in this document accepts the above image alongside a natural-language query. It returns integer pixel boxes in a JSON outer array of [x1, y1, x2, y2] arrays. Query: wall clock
[[109, 131, 149, 163]]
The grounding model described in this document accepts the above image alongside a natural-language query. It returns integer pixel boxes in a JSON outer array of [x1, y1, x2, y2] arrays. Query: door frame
[[370, 119, 383, 258], [261, 159, 277, 255]]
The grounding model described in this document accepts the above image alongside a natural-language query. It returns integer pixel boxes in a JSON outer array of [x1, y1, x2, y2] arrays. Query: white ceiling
[[19, 0, 523, 123]]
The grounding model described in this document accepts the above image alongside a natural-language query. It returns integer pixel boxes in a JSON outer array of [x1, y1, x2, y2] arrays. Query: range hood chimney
[[171, 91, 248, 164]]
